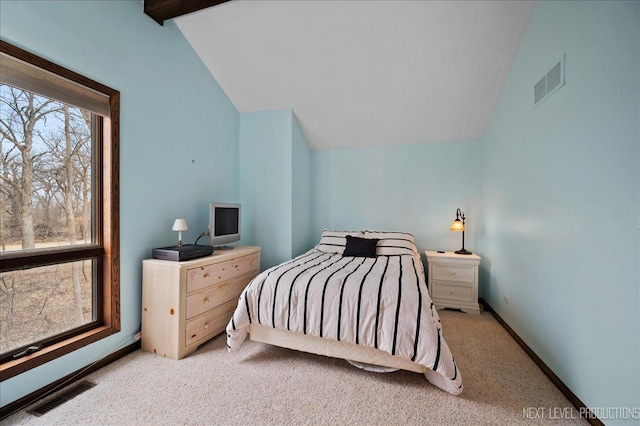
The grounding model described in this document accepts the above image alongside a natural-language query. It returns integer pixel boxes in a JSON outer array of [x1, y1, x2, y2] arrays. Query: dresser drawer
[[185, 298, 237, 347], [185, 273, 255, 320], [186, 252, 260, 294], [431, 264, 475, 283], [431, 281, 474, 302]]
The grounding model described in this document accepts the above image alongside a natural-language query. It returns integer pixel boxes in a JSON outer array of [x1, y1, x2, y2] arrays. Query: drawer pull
[[204, 322, 209, 329], [170, 308, 175, 315], [450, 289, 456, 294], [450, 271, 456, 275], [203, 298, 209, 304], [203, 273, 210, 278]]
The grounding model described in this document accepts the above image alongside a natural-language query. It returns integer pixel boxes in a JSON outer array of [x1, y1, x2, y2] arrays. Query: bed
[[226, 230, 463, 395]]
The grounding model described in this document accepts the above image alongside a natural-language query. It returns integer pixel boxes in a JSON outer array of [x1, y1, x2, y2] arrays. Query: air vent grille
[[27, 381, 96, 417], [534, 54, 565, 106], [534, 76, 547, 105]]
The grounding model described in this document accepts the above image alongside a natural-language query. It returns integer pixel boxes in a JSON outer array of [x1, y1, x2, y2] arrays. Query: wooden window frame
[[0, 40, 120, 381]]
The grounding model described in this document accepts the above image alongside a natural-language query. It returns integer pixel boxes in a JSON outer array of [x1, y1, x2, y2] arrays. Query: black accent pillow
[[343, 236, 379, 258]]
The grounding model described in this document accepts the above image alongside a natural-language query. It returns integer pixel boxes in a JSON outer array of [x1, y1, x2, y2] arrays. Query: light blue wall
[[240, 110, 292, 270], [311, 140, 483, 256], [291, 113, 313, 256], [0, 0, 239, 407], [239, 109, 312, 269], [481, 0, 640, 418], [239, 110, 293, 269]]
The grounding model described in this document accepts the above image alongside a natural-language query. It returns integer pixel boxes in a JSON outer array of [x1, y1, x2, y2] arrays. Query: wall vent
[[27, 381, 96, 417], [534, 54, 565, 106]]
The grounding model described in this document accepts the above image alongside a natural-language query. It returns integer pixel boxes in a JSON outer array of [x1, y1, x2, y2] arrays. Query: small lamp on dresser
[[172, 218, 188, 247], [450, 208, 472, 255]]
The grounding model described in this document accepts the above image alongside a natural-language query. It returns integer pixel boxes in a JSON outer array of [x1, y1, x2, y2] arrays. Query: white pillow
[[363, 230, 418, 256], [315, 230, 363, 254]]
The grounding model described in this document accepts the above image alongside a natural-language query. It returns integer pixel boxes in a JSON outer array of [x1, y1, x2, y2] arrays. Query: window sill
[[0, 325, 118, 381]]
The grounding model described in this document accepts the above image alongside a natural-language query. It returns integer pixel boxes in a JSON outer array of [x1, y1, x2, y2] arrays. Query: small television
[[209, 203, 241, 249]]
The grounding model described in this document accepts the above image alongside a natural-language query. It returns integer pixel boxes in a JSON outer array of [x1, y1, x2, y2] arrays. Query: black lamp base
[[455, 248, 473, 255]]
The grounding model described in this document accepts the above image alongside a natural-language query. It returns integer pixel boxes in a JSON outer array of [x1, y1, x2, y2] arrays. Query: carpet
[[3, 310, 587, 425]]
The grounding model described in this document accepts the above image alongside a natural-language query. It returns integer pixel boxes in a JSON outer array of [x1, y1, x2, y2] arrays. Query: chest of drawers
[[425, 251, 481, 315], [142, 246, 260, 359]]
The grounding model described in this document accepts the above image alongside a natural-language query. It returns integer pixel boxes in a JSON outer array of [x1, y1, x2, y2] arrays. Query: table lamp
[[172, 218, 188, 247], [450, 208, 472, 255]]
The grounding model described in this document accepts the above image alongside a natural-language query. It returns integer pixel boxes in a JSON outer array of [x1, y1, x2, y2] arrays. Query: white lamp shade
[[172, 218, 188, 231]]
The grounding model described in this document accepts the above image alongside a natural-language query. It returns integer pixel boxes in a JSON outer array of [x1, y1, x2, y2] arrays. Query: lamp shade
[[450, 219, 465, 231], [172, 218, 188, 232]]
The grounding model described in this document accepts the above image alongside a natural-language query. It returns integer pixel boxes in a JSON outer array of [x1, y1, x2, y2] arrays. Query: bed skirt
[[248, 323, 461, 395]]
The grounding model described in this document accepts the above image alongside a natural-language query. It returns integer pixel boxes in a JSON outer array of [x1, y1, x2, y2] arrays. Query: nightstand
[[425, 251, 481, 314]]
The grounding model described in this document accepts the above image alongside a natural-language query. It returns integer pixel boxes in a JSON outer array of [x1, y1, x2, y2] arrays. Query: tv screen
[[209, 203, 240, 248], [214, 207, 239, 236]]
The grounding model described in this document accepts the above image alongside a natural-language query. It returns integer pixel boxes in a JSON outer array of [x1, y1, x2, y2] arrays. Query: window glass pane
[[0, 259, 95, 356], [0, 83, 94, 253]]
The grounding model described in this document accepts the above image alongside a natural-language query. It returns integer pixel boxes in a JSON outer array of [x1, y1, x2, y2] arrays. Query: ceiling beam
[[144, 0, 229, 26]]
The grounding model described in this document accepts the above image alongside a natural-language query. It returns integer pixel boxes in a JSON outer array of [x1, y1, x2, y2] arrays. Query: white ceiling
[[175, 0, 536, 150]]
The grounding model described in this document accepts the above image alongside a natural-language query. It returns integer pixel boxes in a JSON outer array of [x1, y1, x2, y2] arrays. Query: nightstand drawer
[[186, 252, 260, 294], [431, 264, 475, 283], [185, 298, 237, 347], [185, 273, 255, 320], [431, 281, 474, 302], [425, 251, 480, 314]]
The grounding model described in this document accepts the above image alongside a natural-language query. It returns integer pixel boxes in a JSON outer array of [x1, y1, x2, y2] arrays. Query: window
[[0, 40, 119, 380]]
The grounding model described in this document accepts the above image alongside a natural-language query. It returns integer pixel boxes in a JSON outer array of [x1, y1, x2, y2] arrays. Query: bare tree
[[1, 132, 22, 249], [39, 105, 90, 324], [0, 86, 61, 249], [0, 273, 17, 351], [32, 167, 62, 240], [63, 106, 84, 323], [78, 111, 92, 244], [0, 135, 9, 251]]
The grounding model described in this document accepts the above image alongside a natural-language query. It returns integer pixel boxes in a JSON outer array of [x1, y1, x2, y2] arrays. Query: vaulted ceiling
[[174, 1, 536, 150]]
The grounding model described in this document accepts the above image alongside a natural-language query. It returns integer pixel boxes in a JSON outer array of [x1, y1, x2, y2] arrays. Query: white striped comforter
[[226, 247, 463, 395]]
